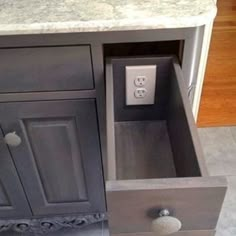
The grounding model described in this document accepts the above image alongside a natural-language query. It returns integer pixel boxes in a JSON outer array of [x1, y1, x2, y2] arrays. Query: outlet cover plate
[[125, 65, 157, 105]]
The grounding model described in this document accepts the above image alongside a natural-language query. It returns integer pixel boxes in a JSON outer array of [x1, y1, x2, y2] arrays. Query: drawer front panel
[[106, 178, 226, 234], [0, 46, 94, 93], [112, 230, 216, 236]]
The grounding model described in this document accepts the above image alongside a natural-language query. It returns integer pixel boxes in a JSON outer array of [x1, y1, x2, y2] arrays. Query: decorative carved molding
[[0, 213, 107, 235]]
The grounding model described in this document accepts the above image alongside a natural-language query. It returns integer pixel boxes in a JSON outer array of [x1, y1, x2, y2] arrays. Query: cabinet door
[[0, 128, 32, 218], [0, 100, 105, 216]]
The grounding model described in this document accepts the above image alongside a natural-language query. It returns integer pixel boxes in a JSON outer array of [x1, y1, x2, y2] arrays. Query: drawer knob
[[152, 209, 182, 235], [4, 132, 22, 147]]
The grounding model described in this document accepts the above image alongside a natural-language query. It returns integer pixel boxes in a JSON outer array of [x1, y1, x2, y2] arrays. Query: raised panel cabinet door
[[0, 99, 105, 216], [0, 128, 32, 218]]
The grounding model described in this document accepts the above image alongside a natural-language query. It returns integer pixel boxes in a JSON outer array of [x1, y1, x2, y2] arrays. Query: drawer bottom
[[112, 230, 215, 236]]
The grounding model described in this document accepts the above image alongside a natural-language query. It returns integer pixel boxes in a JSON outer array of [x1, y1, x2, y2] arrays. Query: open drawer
[[105, 57, 227, 235]]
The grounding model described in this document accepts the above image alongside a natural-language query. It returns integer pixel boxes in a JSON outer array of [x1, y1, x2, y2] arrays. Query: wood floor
[[197, 0, 236, 127]]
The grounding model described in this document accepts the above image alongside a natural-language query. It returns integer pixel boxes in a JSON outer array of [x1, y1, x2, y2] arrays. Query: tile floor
[[198, 127, 236, 236], [1, 127, 235, 236]]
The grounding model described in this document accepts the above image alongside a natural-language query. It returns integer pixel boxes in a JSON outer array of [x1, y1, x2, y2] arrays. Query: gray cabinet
[[0, 99, 105, 216], [0, 128, 32, 218]]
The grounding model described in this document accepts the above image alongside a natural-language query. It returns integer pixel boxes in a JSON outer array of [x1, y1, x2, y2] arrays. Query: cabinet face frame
[[0, 99, 105, 216], [0, 27, 204, 104], [105, 57, 226, 234]]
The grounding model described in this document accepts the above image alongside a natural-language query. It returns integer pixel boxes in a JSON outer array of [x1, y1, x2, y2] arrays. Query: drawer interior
[[106, 56, 207, 180], [115, 120, 177, 179]]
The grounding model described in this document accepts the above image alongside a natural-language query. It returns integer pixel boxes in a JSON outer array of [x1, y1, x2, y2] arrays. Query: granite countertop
[[0, 0, 217, 36]]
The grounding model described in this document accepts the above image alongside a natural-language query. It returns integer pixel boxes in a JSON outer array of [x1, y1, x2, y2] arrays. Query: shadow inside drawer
[[115, 120, 176, 179]]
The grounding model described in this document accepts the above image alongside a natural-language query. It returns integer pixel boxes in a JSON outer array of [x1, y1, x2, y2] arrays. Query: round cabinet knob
[[4, 132, 22, 147], [152, 209, 182, 235]]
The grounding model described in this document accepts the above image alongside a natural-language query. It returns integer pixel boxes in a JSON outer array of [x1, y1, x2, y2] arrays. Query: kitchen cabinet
[[0, 25, 226, 236]]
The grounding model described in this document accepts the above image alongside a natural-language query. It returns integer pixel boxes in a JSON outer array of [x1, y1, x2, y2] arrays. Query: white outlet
[[134, 88, 147, 98], [134, 76, 147, 87], [126, 65, 157, 105]]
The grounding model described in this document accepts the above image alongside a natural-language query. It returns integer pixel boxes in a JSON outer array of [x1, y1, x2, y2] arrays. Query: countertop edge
[[0, 6, 217, 36]]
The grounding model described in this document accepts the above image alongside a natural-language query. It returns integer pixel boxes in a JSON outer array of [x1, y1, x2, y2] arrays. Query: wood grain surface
[[0, 46, 94, 93], [112, 230, 216, 236], [115, 121, 176, 180], [198, 0, 236, 126], [0, 100, 105, 215], [106, 177, 226, 234]]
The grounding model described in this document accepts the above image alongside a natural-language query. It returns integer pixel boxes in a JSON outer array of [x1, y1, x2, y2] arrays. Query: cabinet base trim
[[0, 213, 107, 235]]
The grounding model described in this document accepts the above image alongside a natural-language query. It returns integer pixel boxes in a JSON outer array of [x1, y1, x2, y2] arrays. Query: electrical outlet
[[126, 65, 157, 105], [134, 88, 147, 98], [134, 76, 147, 87]]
